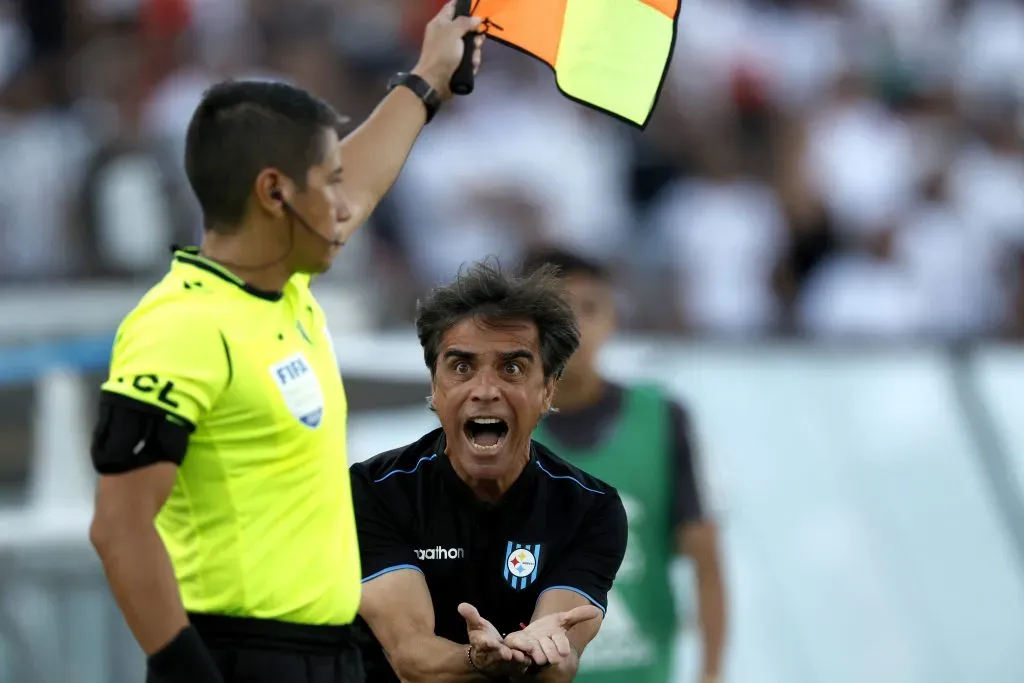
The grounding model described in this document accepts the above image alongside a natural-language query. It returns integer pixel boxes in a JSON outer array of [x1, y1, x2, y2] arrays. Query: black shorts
[[160, 612, 365, 683], [204, 645, 363, 683]]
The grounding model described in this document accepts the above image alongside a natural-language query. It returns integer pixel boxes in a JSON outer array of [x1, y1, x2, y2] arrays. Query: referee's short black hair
[[519, 247, 612, 283], [416, 260, 581, 380], [184, 80, 347, 230]]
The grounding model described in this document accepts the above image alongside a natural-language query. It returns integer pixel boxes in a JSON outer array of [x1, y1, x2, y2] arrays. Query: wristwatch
[[387, 72, 442, 124]]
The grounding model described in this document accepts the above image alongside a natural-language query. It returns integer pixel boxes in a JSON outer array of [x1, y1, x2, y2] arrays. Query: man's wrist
[[410, 65, 445, 95], [466, 644, 497, 679], [388, 71, 443, 124]]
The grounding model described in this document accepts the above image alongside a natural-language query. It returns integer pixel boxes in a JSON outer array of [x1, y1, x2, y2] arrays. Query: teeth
[[471, 418, 504, 424]]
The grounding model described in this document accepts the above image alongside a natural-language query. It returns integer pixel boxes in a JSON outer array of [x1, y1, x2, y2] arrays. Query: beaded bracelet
[[466, 644, 491, 677]]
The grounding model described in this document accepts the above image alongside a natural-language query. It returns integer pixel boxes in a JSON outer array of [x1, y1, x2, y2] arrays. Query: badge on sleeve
[[504, 542, 541, 590]]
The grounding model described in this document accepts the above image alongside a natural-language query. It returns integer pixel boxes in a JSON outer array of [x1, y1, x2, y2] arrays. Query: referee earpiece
[[270, 186, 346, 248]]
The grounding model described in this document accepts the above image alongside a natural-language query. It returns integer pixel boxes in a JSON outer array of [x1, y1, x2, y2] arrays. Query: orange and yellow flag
[[469, 0, 680, 128]]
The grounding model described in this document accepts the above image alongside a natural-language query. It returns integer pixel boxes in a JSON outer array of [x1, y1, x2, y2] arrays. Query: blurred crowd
[[0, 0, 1023, 340]]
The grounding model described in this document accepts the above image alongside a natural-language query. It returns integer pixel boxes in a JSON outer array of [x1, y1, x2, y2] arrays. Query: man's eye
[[455, 361, 471, 374], [505, 362, 523, 376]]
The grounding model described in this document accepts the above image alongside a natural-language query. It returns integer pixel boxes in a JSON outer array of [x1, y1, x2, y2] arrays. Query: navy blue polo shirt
[[350, 428, 628, 682]]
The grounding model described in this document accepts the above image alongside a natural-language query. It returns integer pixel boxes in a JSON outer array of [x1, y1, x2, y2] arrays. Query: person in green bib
[[519, 247, 728, 683]]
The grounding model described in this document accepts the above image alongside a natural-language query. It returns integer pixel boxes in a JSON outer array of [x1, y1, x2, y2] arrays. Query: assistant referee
[[87, 6, 483, 683]]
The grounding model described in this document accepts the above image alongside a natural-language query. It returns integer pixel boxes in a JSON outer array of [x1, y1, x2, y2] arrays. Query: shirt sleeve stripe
[[537, 585, 607, 614], [361, 564, 423, 584]]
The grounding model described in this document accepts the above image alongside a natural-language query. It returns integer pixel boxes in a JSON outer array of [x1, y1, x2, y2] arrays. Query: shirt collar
[[170, 245, 283, 302]]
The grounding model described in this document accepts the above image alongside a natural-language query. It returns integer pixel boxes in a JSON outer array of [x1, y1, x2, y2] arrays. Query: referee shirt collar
[[170, 245, 284, 302], [433, 430, 540, 513]]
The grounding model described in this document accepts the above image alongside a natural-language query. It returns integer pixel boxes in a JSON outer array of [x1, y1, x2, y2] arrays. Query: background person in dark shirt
[[351, 260, 628, 682], [520, 247, 729, 683]]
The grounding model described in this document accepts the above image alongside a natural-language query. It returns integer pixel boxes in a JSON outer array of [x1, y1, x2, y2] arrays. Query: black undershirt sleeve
[[670, 400, 707, 529]]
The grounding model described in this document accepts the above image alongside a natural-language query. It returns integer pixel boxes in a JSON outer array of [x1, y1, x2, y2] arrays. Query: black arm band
[[147, 626, 222, 683], [90, 392, 191, 474]]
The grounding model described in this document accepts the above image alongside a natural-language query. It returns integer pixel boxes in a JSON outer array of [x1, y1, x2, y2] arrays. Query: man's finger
[[552, 631, 572, 657], [518, 640, 547, 666], [471, 630, 501, 648], [451, 15, 483, 33], [539, 636, 563, 665], [458, 602, 490, 630], [440, 0, 456, 21], [508, 634, 547, 666], [529, 639, 550, 667], [558, 604, 601, 629]]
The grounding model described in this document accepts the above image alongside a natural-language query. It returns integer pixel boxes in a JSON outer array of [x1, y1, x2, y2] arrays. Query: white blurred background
[[1, 0, 1024, 681]]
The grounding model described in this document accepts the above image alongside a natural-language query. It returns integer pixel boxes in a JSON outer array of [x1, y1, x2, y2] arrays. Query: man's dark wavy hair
[[415, 259, 580, 380]]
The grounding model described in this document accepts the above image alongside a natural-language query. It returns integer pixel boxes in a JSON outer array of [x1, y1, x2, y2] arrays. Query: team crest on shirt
[[269, 352, 324, 428], [503, 542, 542, 590]]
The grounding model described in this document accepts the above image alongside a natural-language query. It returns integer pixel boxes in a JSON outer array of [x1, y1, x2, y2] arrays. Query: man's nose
[[469, 372, 501, 402], [335, 189, 353, 223]]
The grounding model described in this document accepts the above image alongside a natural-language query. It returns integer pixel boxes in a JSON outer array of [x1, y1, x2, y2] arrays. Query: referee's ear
[[426, 395, 437, 413]]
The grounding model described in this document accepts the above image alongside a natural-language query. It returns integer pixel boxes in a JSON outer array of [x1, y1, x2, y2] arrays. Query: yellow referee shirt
[[100, 247, 361, 627]]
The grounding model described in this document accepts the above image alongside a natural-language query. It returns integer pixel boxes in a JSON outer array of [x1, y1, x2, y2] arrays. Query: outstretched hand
[[458, 603, 531, 677], [413, 0, 486, 99], [503, 605, 601, 667]]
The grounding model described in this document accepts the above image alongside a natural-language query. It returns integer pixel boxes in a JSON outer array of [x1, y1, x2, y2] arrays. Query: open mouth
[[463, 417, 509, 451]]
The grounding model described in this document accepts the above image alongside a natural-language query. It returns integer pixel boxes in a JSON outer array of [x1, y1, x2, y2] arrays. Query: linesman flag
[[468, 0, 681, 128]]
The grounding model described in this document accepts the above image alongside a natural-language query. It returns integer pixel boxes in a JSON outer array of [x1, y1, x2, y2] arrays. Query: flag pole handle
[[450, 0, 475, 95]]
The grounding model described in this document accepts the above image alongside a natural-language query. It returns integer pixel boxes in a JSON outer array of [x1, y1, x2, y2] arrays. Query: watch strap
[[387, 72, 441, 124]]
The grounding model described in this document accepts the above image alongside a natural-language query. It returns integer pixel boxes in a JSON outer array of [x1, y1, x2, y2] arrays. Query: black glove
[[147, 626, 224, 683]]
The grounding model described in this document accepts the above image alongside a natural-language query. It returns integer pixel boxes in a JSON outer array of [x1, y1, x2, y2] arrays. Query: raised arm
[[338, 1, 483, 240], [88, 305, 227, 682]]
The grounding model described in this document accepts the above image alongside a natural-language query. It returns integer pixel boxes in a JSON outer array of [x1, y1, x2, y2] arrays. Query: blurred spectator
[[389, 45, 631, 289], [802, 72, 919, 239], [648, 123, 787, 337], [0, 58, 90, 281], [0, 0, 1021, 340]]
